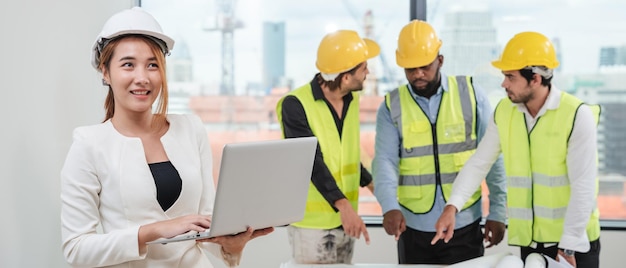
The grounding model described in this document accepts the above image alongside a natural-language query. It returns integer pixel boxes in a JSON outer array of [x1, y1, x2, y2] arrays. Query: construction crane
[[204, 0, 243, 96], [362, 10, 378, 96], [341, 0, 398, 96]]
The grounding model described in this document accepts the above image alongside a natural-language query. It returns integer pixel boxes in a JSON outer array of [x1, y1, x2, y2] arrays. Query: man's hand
[[335, 199, 370, 245], [557, 249, 577, 267], [483, 220, 505, 248], [382, 210, 405, 240], [431, 205, 457, 245]]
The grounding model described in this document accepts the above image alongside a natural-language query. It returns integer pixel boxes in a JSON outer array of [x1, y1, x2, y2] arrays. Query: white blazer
[[61, 114, 223, 268]]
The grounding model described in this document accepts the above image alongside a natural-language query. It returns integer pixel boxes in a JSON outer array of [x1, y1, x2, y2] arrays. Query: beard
[[350, 83, 363, 92], [410, 71, 440, 98], [507, 89, 532, 104], [347, 76, 365, 92]]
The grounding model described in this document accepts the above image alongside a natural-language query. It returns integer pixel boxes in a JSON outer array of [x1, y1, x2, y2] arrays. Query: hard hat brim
[[91, 29, 175, 70], [98, 29, 174, 53], [363, 38, 380, 60], [396, 50, 440, 69], [491, 59, 560, 71], [491, 60, 517, 71]]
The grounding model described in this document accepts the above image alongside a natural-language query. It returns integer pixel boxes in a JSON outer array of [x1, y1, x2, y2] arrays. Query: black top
[[279, 74, 373, 211], [149, 161, 182, 211]]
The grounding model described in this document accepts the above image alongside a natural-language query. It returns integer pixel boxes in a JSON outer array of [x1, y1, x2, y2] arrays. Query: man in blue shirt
[[372, 19, 507, 265]]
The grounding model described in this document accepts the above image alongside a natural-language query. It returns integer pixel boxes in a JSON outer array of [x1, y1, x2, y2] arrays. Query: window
[[142, 0, 626, 222]]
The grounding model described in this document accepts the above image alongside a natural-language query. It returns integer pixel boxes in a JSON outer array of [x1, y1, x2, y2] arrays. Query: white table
[[279, 252, 517, 268], [280, 262, 443, 268]]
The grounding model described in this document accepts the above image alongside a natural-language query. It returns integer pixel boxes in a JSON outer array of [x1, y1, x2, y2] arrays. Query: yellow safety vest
[[276, 84, 361, 229], [495, 92, 601, 246], [386, 76, 481, 214]]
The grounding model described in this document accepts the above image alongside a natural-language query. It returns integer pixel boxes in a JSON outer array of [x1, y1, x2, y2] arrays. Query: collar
[[310, 74, 325, 101]]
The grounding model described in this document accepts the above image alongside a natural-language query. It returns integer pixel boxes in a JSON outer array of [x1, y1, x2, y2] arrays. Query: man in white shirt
[[432, 31, 601, 268]]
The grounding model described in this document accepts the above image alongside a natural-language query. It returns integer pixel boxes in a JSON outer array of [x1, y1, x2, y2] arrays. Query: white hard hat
[[91, 7, 175, 70]]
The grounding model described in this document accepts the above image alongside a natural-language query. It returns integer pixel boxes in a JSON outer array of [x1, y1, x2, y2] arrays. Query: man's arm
[[474, 84, 507, 247], [448, 114, 503, 210], [360, 164, 373, 186], [433, 114, 503, 244], [280, 96, 345, 209], [372, 101, 401, 214], [281, 95, 370, 243], [433, 85, 504, 245], [372, 101, 406, 240], [360, 164, 374, 192], [474, 85, 506, 223], [559, 105, 597, 253]]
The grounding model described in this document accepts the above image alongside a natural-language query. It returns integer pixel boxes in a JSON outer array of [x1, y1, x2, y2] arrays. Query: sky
[[141, 0, 626, 94]]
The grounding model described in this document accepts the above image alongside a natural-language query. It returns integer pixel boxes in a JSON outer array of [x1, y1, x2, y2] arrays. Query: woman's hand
[[198, 226, 274, 255], [138, 214, 212, 252]]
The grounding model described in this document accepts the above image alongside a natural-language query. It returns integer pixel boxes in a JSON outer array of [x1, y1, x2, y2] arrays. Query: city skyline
[[147, 0, 626, 218], [142, 0, 626, 94]]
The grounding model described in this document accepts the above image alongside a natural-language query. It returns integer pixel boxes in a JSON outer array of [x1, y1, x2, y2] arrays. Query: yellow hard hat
[[395, 20, 442, 68], [491, 31, 559, 71], [316, 30, 380, 80]]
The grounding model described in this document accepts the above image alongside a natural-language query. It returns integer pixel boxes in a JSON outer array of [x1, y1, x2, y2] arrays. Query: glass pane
[[141, 0, 626, 220]]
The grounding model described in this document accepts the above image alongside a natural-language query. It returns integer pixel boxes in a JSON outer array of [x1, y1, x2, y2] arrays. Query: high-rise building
[[600, 47, 618, 67], [439, 10, 499, 76], [362, 9, 378, 96], [599, 45, 626, 67], [167, 39, 195, 114], [262, 21, 286, 94], [439, 10, 502, 100], [168, 40, 193, 82], [574, 72, 626, 176], [552, 37, 563, 73]]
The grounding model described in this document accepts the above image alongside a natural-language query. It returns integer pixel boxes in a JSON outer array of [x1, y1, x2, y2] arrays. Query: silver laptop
[[147, 136, 317, 244]]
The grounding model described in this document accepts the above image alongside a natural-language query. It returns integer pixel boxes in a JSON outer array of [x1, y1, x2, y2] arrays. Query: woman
[[60, 7, 272, 267]]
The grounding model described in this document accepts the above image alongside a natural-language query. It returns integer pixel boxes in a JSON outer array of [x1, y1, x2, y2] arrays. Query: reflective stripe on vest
[[386, 76, 481, 214], [495, 92, 601, 247], [276, 84, 361, 229]]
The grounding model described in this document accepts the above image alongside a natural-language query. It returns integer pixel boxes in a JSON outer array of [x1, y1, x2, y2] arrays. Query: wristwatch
[[562, 249, 575, 257]]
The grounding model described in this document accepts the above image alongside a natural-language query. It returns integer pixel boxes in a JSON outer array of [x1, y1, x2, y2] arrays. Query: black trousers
[[397, 219, 484, 265], [520, 239, 601, 268]]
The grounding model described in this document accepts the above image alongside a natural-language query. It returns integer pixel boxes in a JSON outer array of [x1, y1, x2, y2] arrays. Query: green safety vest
[[494, 91, 601, 246], [276, 84, 361, 229], [386, 76, 481, 214]]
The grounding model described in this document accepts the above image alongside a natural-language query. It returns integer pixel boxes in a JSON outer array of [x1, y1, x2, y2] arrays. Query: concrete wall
[[0, 1, 133, 267]]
